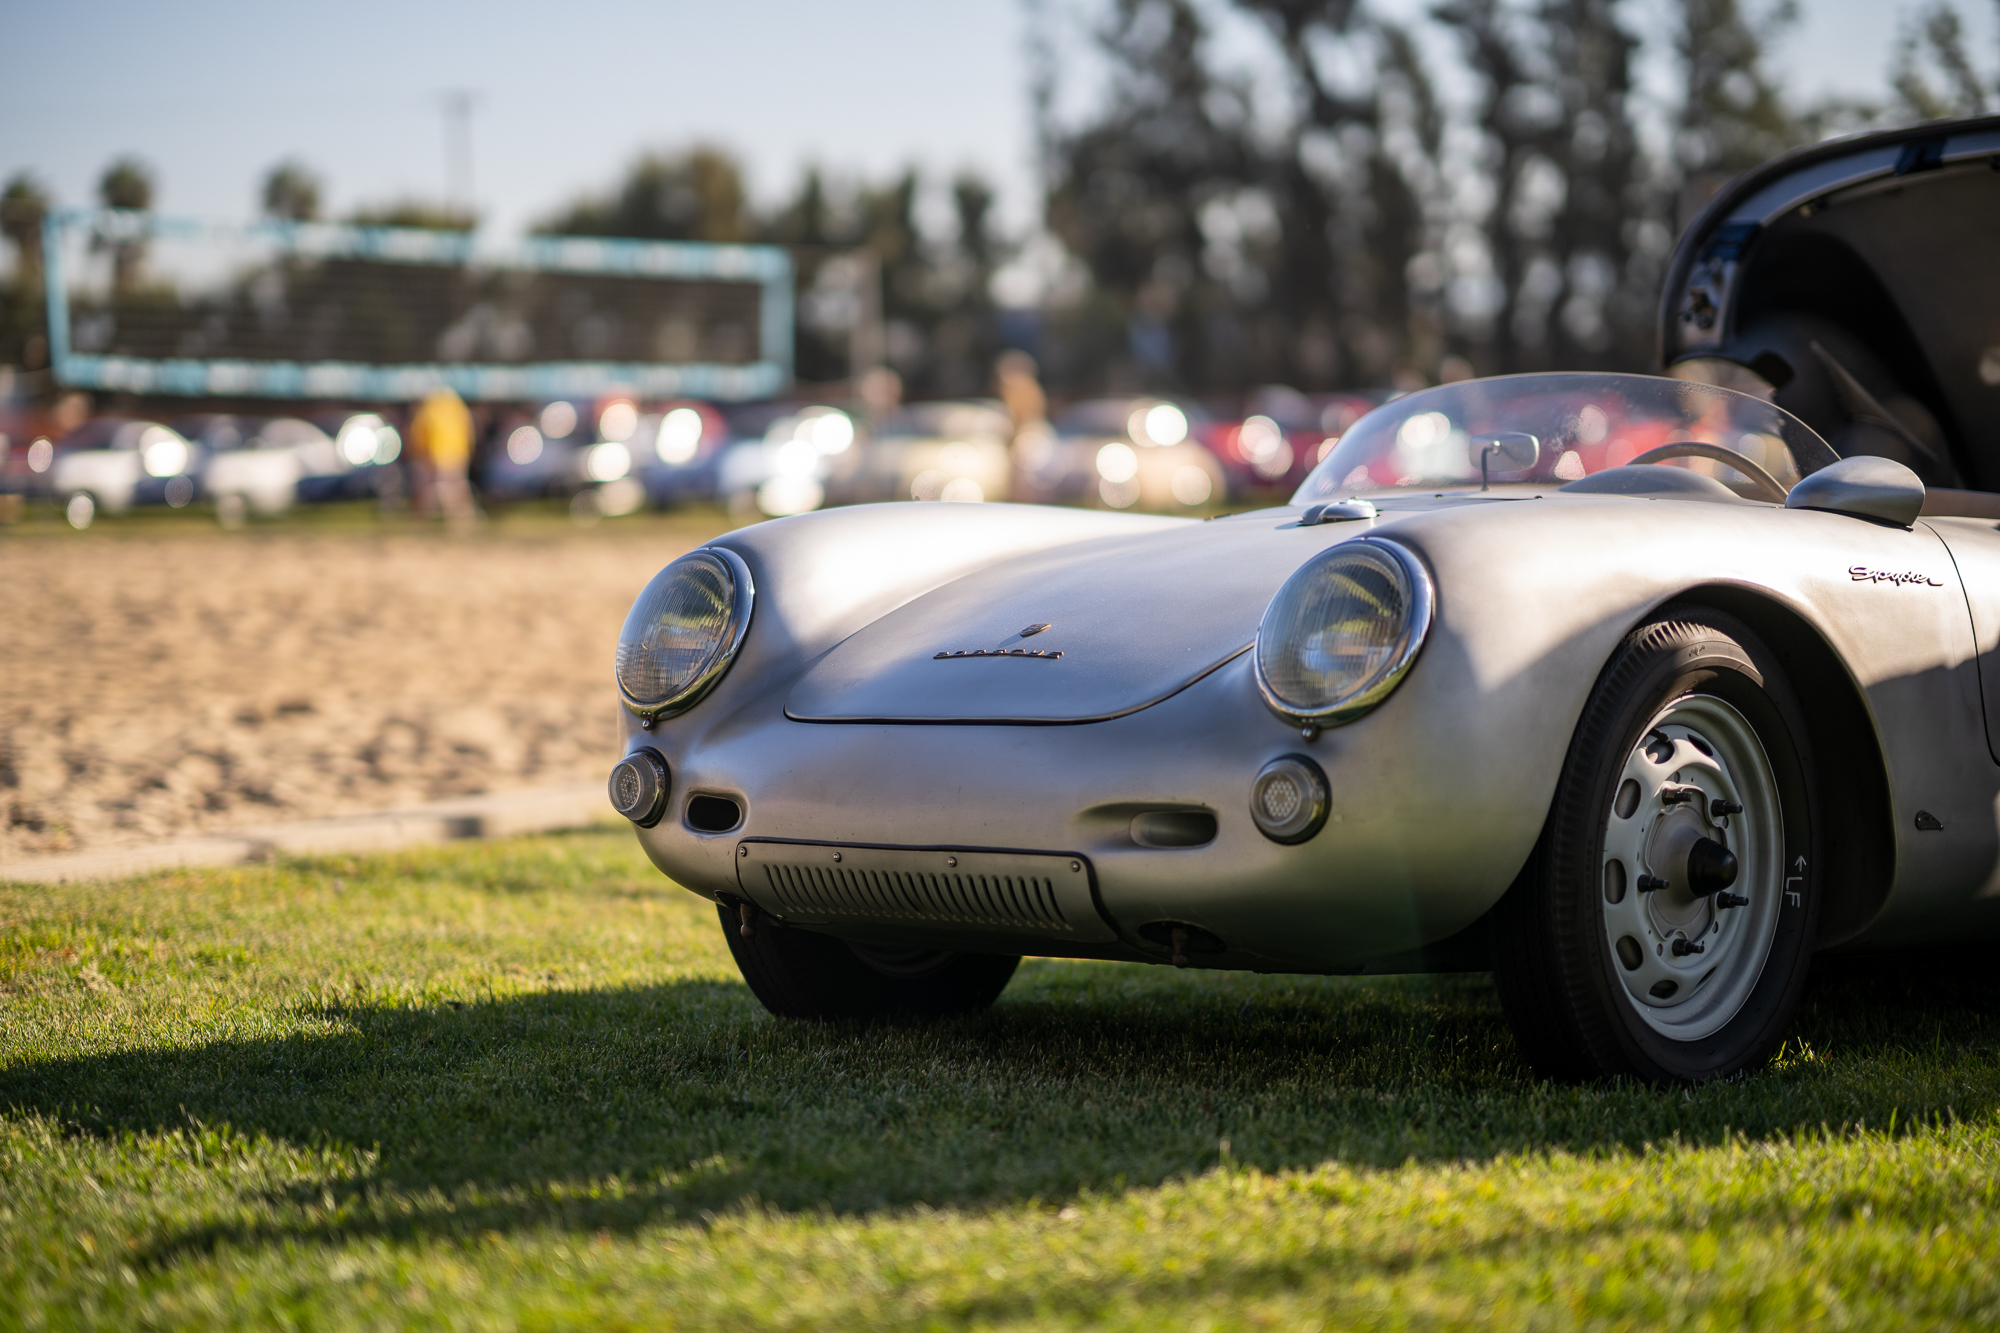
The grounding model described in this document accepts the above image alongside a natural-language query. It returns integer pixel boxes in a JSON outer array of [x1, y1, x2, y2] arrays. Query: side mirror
[[1784, 454, 1925, 528], [1469, 432, 1539, 489]]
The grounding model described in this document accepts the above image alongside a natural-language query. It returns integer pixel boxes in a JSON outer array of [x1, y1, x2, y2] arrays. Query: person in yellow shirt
[[406, 385, 476, 525]]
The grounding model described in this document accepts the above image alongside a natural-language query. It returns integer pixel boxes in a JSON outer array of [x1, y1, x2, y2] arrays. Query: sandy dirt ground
[[0, 512, 728, 862]]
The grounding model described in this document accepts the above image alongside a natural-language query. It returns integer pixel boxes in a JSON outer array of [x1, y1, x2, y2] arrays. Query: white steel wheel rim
[[1599, 693, 1783, 1042]]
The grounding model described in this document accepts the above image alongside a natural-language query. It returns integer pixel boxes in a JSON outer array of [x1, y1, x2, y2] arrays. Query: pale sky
[[2, 0, 1992, 243]]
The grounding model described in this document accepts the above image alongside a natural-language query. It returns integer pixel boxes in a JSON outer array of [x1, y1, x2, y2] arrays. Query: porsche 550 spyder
[[605, 115, 2000, 1083]]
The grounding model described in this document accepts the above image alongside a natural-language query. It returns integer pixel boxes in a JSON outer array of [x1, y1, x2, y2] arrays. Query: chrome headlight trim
[[1254, 537, 1435, 727], [615, 545, 756, 721]]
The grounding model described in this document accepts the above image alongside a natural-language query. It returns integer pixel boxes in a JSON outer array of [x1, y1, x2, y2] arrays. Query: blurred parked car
[[716, 404, 857, 517], [827, 400, 1014, 505], [479, 398, 592, 501], [1206, 387, 1387, 495], [1018, 397, 1226, 512], [296, 411, 402, 503], [483, 395, 649, 519], [175, 415, 351, 520], [47, 418, 200, 527], [632, 400, 729, 509]]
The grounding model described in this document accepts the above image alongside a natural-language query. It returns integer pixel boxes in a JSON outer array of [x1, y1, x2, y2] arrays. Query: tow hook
[[720, 894, 761, 938]]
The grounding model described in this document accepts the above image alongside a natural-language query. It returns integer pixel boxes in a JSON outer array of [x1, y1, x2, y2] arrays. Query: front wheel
[[1493, 611, 1820, 1082], [717, 902, 1020, 1019]]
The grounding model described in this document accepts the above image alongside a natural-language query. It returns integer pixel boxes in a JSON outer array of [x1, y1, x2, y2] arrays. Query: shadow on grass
[[3, 948, 1997, 1256]]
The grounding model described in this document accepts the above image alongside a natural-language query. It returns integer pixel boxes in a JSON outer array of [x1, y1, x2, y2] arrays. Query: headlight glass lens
[[1256, 541, 1429, 722], [616, 551, 742, 711]]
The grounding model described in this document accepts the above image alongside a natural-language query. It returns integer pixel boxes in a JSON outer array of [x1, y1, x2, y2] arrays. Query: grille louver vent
[[762, 861, 1069, 930], [735, 841, 1116, 944]]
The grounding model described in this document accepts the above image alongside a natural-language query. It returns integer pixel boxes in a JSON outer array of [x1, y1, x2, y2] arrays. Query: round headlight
[[1255, 539, 1433, 726], [615, 548, 754, 719]]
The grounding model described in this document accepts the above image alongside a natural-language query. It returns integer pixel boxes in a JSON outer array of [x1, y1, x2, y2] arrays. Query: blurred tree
[[0, 173, 51, 369], [1674, 0, 1798, 221], [261, 160, 323, 222], [913, 173, 1004, 396], [98, 157, 154, 212], [1, 174, 49, 284], [539, 146, 748, 242], [96, 156, 155, 296], [954, 174, 997, 275], [1248, 1, 1443, 387], [1434, 0, 1562, 375], [1892, 3, 1991, 119], [760, 163, 1009, 394], [860, 170, 927, 377], [347, 201, 477, 230], [764, 167, 834, 249], [1036, 0, 1681, 391], [766, 167, 868, 383], [1043, 0, 1259, 391], [1530, 0, 1655, 371]]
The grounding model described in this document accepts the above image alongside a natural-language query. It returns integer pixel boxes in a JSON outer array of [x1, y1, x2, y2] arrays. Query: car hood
[[785, 510, 1364, 723], [1662, 115, 2000, 488]]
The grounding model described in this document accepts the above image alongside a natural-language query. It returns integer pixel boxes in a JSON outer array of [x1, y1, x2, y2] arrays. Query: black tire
[[1492, 609, 1821, 1083], [717, 902, 1020, 1019]]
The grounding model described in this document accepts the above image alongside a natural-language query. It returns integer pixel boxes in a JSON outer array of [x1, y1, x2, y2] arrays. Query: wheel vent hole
[[1615, 935, 1644, 971], [686, 794, 743, 833], [1603, 859, 1626, 904], [1649, 979, 1679, 999], [1614, 779, 1641, 819]]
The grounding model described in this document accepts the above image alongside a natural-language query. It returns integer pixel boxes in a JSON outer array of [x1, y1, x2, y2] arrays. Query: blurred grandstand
[[40, 208, 791, 404]]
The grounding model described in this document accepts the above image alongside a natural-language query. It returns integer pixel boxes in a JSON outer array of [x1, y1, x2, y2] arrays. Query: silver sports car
[[607, 116, 2000, 1084]]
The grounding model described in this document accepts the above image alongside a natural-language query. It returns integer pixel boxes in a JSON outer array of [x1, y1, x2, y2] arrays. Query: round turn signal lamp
[[1250, 754, 1330, 844], [609, 748, 671, 828]]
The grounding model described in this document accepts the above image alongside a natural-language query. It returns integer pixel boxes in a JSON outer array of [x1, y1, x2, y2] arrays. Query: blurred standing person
[[995, 350, 1046, 432], [857, 365, 902, 432], [995, 350, 1055, 498], [406, 386, 476, 527]]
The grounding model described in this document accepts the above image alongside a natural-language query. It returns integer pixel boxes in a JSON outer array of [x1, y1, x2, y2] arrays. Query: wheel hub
[[1642, 806, 1719, 935]]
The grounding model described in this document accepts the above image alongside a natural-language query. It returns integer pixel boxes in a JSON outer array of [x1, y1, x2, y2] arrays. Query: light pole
[[437, 89, 481, 220]]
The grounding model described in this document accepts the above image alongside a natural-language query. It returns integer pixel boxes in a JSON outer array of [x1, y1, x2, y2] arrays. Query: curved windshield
[[1292, 373, 1835, 504]]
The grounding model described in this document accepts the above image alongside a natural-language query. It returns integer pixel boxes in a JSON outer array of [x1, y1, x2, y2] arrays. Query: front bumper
[[628, 652, 1541, 974]]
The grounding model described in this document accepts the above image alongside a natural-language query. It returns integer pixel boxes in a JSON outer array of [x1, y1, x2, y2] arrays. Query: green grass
[[3, 832, 1998, 1329]]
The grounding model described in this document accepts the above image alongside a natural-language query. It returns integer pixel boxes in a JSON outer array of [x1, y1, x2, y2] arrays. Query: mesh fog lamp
[[1254, 538, 1434, 728], [615, 547, 754, 723]]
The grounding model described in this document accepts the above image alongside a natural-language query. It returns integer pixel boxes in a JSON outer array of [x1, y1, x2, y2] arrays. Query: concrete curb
[[0, 781, 618, 885]]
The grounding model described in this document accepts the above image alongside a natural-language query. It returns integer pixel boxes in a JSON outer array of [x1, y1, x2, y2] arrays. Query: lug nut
[[1715, 891, 1750, 909], [1637, 873, 1670, 893], [1710, 798, 1743, 818], [1671, 937, 1706, 956]]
